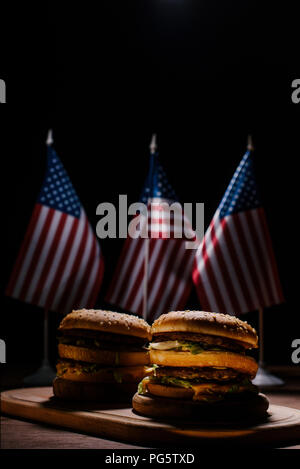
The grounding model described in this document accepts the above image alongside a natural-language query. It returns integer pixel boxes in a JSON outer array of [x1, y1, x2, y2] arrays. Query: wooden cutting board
[[1, 387, 300, 447]]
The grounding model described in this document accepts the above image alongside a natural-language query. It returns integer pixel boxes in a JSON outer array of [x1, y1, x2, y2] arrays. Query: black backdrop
[[1, 1, 299, 369]]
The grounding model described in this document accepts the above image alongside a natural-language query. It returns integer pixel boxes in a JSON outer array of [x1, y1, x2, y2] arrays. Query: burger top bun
[[152, 311, 258, 348], [59, 309, 151, 341]]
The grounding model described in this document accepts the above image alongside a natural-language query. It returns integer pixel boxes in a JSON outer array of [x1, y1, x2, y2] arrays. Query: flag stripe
[[56, 215, 90, 313], [194, 207, 283, 313], [235, 212, 270, 306], [63, 223, 96, 312], [161, 249, 194, 316], [30, 212, 68, 305], [6, 147, 104, 314], [150, 242, 194, 320], [118, 238, 150, 310], [24, 210, 64, 304], [8, 205, 48, 299], [79, 243, 101, 307], [213, 218, 247, 312], [133, 239, 166, 313], [126, 239, 159, 313], [18, 207, 55, 302], [105, 151, 197, 319], [106, 224, 196, 318], [243, 211, 273, 305], [104, 236, 133, 302], [252, 209, 283, 304], [38, 215, 75, 307], [218, 218, 250, 312], [148, 240, 184, 317], [50, 213, 87, 311], [225, 215, 259, 310], [206, 221, 236, 312], [86, 252, 105, 308], [195, 226, 227, 312], [107, 238, 144, 306], [231, 213, 266, 307], [44, 216, 79, 310], [193, 150, 283, 314], [6, 204, 42, 297], [192, 260, 213, 311], [257, 208, 284, 303]]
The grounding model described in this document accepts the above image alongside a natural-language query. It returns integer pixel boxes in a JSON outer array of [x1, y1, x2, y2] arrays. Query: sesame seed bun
[[59, 309, 151, 341], [152, 311, 258, 348]]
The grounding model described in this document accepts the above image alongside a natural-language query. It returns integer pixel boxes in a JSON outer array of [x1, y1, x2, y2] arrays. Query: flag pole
[[252, 305, 284, 387], [142, 134, 157, 320], [247, 134, 254, 152], [42, 308, 50, 367], [258, 307, 264, 367], [247, 135, 284, 388], [23, 130, 56, 386]]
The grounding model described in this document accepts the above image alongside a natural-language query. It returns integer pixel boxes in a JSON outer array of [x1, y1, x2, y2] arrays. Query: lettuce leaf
[[159, 376, 194, 388], [180, 341, 224, 354], [138, 378, 150, 395], [149, 340, 224, 354]]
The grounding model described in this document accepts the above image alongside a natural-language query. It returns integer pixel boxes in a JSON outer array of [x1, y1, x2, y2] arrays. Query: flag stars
[[219, 153, 261, 218], [37, 148, 81, 218]]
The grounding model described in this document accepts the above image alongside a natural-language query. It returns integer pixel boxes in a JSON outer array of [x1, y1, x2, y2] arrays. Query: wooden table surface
[[1, 367, 300, 449]]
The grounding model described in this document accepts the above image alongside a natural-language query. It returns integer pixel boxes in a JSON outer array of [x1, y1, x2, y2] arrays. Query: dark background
[[1, 1, 299, 371]]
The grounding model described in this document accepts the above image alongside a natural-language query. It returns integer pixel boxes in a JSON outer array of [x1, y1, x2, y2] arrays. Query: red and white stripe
[[105, 202, 197, 321], [6, 203, 104, 314], [193, 207, 284, 314]]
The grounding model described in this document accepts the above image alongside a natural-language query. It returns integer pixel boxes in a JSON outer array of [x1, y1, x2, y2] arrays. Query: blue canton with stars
[[219, 150, 261, 218], [37, 146, 81, 218], [140, 152, 177, 203]]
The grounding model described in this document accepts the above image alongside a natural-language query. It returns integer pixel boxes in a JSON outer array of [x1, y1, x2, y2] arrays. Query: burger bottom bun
[[146, 381, 255, 400], [58, 344, 149, 366], [53, 377, 138, 402], [132, 392, 269, 422]]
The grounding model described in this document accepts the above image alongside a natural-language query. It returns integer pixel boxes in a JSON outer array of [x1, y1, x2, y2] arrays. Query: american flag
[[6, 142, 104, 314], [193, 148, 284, 314], [105, 145, 196, 321]]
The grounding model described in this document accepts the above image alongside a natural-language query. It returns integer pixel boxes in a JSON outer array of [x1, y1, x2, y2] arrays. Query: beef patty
[[58, 329, 147, 350], [155, 366, 246, 382], [152, 332, 249, 351]]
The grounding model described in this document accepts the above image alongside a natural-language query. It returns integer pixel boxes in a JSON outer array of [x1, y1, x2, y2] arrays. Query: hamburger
[[53, 309, 152, 401], [133, 311, 269, 420]]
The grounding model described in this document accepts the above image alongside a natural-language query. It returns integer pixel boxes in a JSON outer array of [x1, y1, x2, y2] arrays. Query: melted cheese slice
[[149, 341, 182, 350], [188, 382, 246, 400]]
